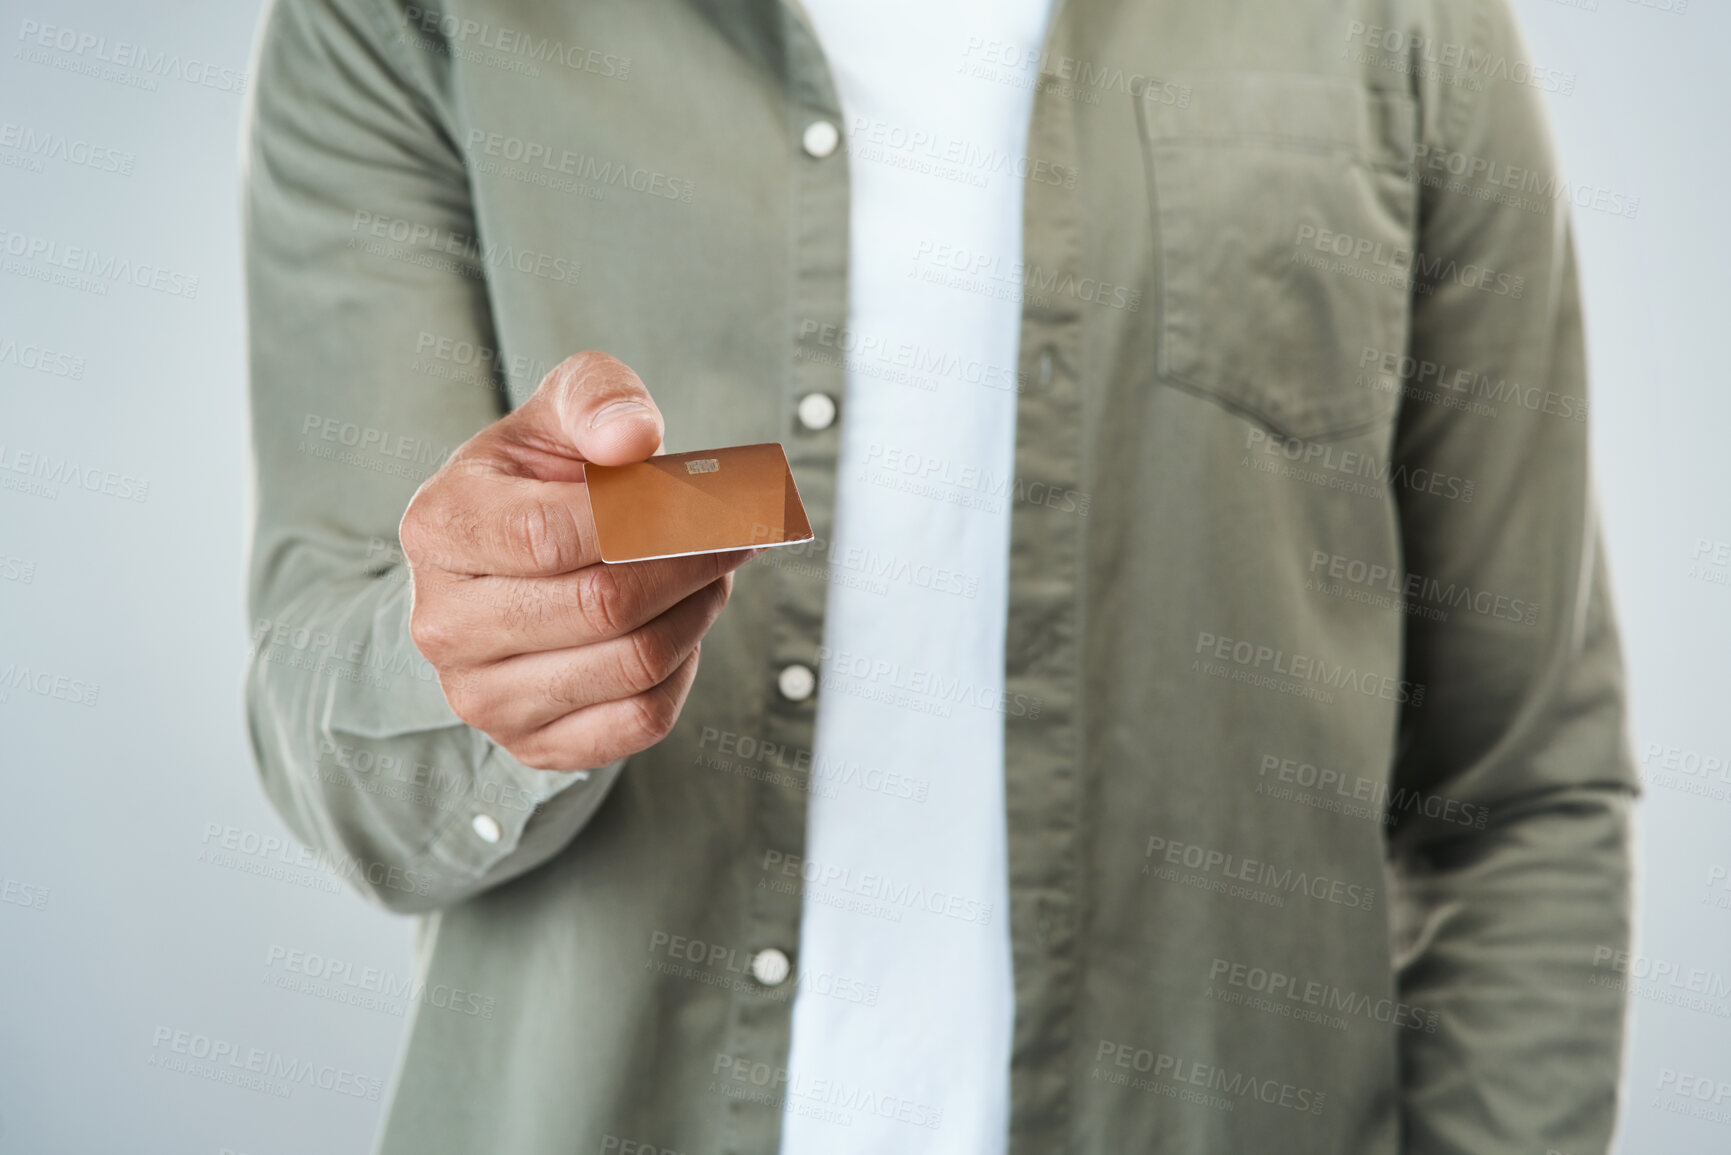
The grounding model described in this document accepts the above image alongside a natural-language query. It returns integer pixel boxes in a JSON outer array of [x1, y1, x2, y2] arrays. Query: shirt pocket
[[1139, 74, 1418, 442]]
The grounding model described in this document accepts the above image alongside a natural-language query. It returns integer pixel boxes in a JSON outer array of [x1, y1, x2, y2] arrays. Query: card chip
[[686, 458, 720, 474]]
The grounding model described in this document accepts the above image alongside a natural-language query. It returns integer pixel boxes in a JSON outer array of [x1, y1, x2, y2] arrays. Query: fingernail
[[589, 400, 650, 430]]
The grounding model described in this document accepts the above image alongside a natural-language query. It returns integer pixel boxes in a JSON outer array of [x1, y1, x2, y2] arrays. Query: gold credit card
[[584, 442, 815, 563]]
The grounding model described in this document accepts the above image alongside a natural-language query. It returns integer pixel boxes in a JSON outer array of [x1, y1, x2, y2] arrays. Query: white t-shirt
[[779, 1, 1056, 1151]]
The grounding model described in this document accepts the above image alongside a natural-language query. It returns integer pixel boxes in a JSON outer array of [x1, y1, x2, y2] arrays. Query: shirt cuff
[[418, 733, 629, 882]]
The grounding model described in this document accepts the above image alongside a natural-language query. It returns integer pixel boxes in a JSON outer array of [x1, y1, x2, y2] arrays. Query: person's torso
[[381, 2, 1425, 1151]]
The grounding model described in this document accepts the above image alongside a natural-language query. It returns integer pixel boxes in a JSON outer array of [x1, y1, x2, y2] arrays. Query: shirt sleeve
[[242, 0, 622, 915], [1387, 1, 1640, 1151]]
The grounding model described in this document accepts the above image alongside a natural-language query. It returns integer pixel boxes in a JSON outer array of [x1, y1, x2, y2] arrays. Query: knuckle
[[398, 504, 435, 568], [506, 501, 573, 574], [413, 498, 483, 575], [401, 482, 479, 575], [575, 564, 636, 637], [627, 688, 681, 745], [547, 350, 616, 397], [408, 602, 457, 663], [569, 349, 619, 375], [621, 627, 681, 695]]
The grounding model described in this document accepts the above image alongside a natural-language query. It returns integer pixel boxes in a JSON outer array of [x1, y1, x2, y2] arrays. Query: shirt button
[[471, 814, 502, 844], [751, 947, 792, 986], [796, 392, 837, 431], [778, 663, 816, 701], [801, 119, 839, 159]]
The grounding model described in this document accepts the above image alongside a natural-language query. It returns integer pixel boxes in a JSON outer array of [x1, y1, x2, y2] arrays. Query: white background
[[0, 1, 1724, 1151]]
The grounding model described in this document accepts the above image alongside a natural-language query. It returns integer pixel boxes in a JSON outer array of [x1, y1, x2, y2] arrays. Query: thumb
[[501, 351, 666, 471]]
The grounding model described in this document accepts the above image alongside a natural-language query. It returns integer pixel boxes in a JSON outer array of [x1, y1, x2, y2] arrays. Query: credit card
[[584, 442, 815, 563]]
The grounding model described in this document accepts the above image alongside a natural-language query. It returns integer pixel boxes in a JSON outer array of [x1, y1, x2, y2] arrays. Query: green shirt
[[243, 0, 1639, 1151]]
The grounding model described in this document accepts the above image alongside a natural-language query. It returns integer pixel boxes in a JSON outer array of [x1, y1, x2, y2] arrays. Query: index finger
[[402, 466, 602, 578]]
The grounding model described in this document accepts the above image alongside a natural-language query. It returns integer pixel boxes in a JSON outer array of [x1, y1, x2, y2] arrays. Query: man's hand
[[398, 352, 756, 772]]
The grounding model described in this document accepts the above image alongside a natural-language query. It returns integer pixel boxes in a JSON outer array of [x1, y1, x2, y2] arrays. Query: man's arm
[[244, 0, 589, 914], [244, 0, 738, 913], [1386, 2, 1639, 1151]]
